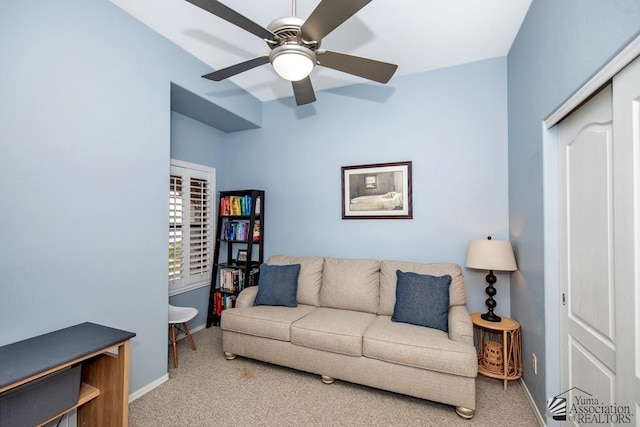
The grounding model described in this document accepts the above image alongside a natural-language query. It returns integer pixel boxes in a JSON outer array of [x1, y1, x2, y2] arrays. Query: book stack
[[213, 292, 236, 316], [222, 221, 252, 241], [220, 195, 260, 216], [218, 268, 257, 292]]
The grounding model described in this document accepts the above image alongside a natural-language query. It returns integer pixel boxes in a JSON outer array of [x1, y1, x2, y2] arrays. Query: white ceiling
[[111, 0, 532, 103]]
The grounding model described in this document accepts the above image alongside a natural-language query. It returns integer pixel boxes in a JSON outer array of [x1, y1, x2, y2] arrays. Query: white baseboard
[[520, 379, 547, 427], [129, 373, 169, 403], [128, 323, 207, 403]]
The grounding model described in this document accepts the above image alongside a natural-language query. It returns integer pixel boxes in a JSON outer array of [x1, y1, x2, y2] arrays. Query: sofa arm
[[235, 286, 258, 308], [448, 305, 474, 346]]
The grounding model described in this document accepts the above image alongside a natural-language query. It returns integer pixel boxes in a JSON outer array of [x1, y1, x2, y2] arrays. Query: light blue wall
[[507, 0, 640, 420], [169, 111, 229, 326], [219, 57, 512, 316], [3, 0, 509, 399], [0, 0, 258, 395]]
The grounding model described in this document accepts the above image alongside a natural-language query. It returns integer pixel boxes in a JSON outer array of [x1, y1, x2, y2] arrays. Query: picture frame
[[342, 161, 413, 219], [236, 249, 248, 264]]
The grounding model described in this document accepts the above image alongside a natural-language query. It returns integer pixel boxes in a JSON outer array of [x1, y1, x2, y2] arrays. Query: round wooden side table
[[471, 313, 522, 390]]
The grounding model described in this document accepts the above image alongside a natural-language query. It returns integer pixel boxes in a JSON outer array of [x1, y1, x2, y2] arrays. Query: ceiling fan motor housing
[[266, 16, 320, 50], [267, 16, 319, 81]]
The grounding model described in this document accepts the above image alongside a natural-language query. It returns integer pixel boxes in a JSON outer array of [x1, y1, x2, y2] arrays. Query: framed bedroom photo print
[[236, 249, 248, 264], [341, 161, 413, 219]]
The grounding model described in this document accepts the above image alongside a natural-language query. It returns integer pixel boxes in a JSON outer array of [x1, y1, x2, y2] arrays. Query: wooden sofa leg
[[224, 352, 237, 360], [455, 406, 475, 419], [321, 375, 335, 384]]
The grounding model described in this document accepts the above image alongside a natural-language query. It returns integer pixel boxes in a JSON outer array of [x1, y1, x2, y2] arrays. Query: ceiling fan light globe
[[270, 46, 316, 82]]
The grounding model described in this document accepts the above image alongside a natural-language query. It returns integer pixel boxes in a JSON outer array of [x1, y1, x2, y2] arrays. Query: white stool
[[168, 304, 198, 368]]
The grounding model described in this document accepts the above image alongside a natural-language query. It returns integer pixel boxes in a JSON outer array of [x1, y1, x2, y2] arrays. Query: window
[[365, 175, 377, 189], [169, 160, 215, 295]]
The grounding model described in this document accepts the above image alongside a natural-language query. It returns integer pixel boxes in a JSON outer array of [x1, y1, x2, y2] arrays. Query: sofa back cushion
[[319, 258, 381, 313], [267, 255, 324, 306], [379, 261, 466, 316]]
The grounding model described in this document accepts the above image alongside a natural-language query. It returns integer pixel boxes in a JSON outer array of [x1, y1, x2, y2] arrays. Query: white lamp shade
[[465, 239, 517, 271], [271, 47, 315, 82]]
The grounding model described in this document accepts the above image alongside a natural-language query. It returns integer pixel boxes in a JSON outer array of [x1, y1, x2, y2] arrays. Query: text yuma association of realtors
[[569, 395, 633, 424]]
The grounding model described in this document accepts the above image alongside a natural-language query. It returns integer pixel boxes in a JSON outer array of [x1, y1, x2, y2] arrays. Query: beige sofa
[[221, 256, 478, 419]]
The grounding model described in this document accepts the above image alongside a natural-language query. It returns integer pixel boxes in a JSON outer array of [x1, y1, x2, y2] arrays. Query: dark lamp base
[[482, 270, 501, 322], [481, 312, 502, 322]]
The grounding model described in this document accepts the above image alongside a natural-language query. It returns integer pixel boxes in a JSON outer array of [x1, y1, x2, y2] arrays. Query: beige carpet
[[129, 327, 541, 426]]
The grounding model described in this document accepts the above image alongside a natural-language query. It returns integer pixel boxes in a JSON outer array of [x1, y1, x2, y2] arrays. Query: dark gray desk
[[0, 322, 136, 426]]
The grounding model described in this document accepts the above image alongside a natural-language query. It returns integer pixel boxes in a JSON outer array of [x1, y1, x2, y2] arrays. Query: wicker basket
[[482, 341, 504, 373]]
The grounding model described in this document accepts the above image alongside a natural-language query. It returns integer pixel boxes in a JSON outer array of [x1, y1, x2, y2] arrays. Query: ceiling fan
[[186, 0, 398, 105]]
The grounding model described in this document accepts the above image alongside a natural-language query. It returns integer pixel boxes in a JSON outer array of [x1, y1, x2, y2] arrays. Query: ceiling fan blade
[[300, 0, 372, 42], [202, 56, 270, 81], [316, 50, 397, 83], [292, 77, 317, 105], [186, 0, 275, 40]]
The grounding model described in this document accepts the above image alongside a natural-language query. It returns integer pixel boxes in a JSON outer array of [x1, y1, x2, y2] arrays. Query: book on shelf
[[231, 197, 242, 216], [253, 223, 260, 242], [214, 292, 223, 317], [223, 295, 235, 310], [219, 194, 259, 216]]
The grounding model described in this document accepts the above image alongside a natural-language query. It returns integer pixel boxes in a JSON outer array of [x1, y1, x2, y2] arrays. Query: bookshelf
[[207, 189, 264, 327]]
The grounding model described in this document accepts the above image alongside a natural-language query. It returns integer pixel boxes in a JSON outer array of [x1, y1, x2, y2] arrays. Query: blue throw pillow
[[254, 263, 301, 307], [391, 271, 451, 332]]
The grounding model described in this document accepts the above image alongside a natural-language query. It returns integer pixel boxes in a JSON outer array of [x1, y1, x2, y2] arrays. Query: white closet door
[[612, 54, 640, 424], [559, 84, 616, 425], [558, 54, 640, 425]]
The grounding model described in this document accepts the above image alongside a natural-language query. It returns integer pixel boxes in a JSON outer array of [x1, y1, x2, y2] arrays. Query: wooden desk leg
[[119, 340, 131, 427], [78, 340, 131, 427]]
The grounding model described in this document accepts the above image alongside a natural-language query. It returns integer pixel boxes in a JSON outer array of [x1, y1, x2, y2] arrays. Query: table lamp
[[465, 236, 517, 322]]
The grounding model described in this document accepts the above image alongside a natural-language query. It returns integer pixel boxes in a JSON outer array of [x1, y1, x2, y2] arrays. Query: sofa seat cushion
[[291, 307, 376, 356], [363, 316, 477, 377], [221, 304, 316, 342]]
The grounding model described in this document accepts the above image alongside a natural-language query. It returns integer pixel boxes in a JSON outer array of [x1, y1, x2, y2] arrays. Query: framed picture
[[341, 161, 413, 219], [236, 249, 248, 264]]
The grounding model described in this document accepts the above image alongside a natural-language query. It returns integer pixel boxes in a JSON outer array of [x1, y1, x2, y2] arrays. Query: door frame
[[541, 33, 640, 425]]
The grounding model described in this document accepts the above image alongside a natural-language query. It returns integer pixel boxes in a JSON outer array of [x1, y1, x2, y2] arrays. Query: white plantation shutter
[[169, 175, 184, 283], [189, 177, 210, 276], [169, 161, 215, 295]]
